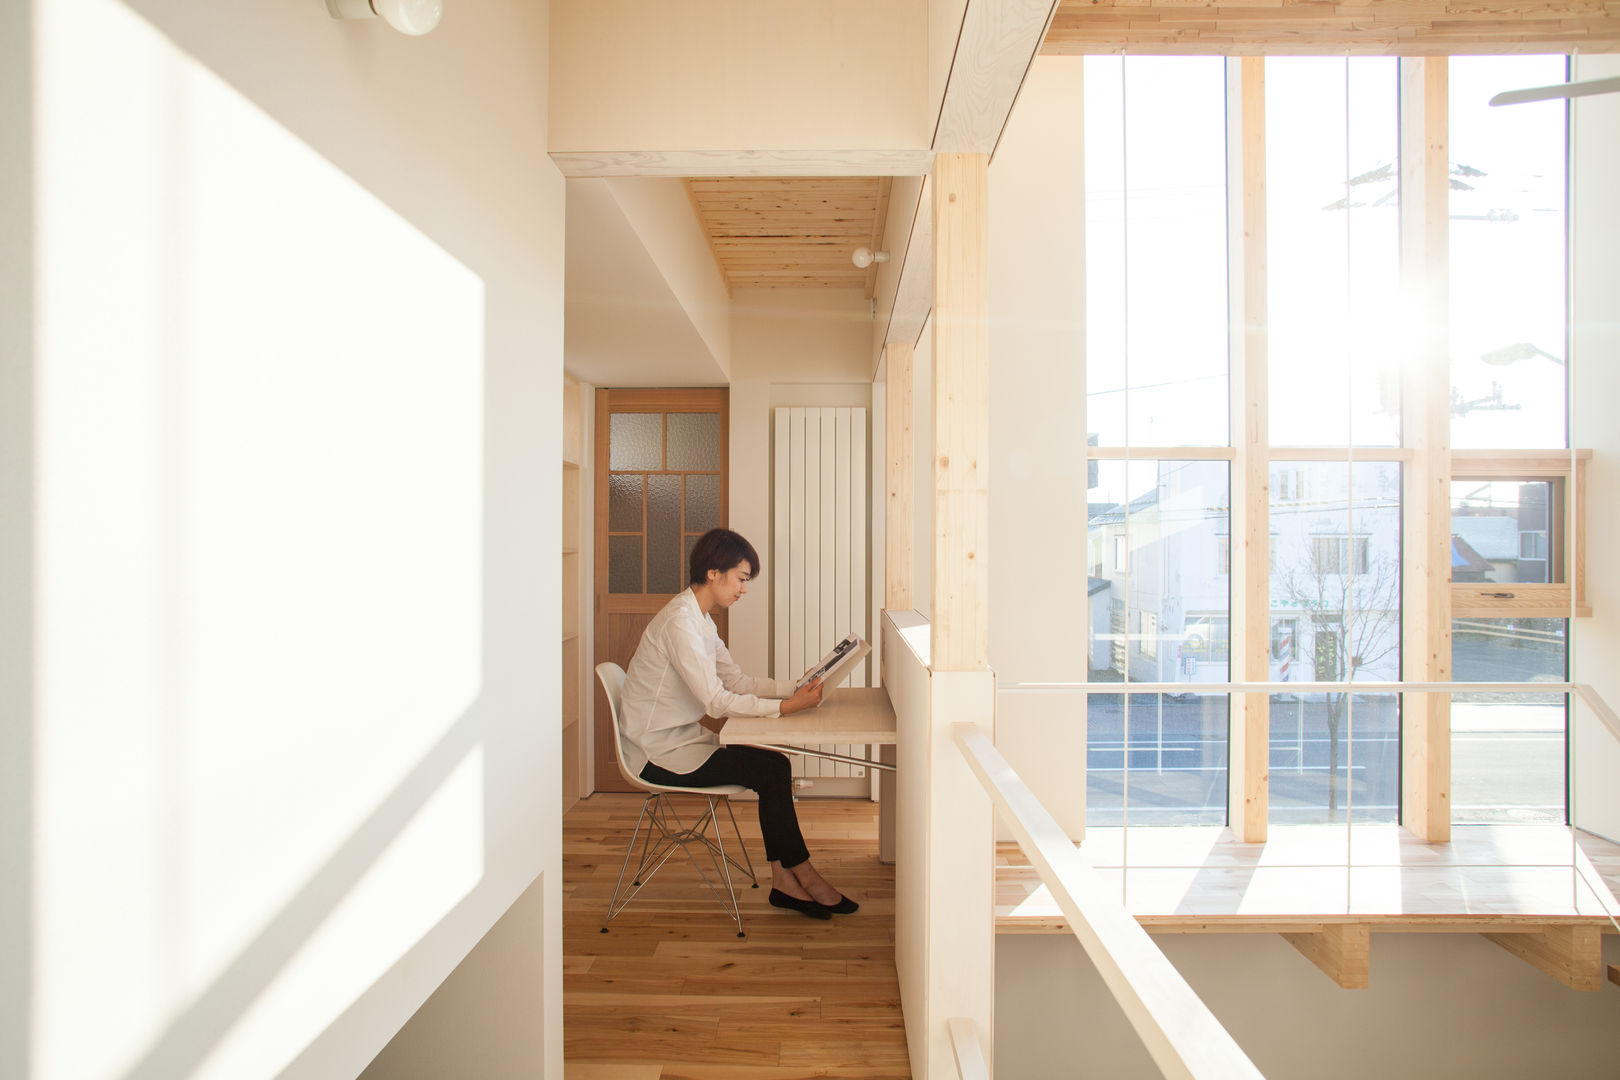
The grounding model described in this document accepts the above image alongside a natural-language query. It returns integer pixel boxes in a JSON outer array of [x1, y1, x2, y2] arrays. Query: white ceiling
[[563, 179, 728, 387]]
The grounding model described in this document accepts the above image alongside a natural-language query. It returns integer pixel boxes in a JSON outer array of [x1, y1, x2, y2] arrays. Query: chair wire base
[[602, 793, 758, 938]]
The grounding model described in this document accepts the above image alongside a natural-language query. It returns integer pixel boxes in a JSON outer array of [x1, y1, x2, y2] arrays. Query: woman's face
[[706, 563, 753, 608]]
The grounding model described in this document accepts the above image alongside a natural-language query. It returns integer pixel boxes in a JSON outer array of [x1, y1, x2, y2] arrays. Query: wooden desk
[[721, 686, 898, 863]]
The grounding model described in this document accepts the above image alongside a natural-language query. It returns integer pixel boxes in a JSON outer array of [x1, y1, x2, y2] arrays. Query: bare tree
[[1278, 547, 1402, 816]]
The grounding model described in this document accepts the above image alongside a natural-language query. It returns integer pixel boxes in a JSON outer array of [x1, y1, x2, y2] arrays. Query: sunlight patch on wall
[[34, 1, 485, 1076]]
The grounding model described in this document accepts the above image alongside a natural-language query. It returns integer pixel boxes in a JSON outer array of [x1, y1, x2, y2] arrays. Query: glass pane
[[1449, 56, 1568, 450], [1267, 58, 1401, 447], [684, 473, 719, 534], [1086, 460, 1230, 825], [609, 413, 662, 470], [666, 412, 720, 470], [684, 534, 699, 586], [646, 474, 682, 594], [1269, 461, 1402, 824], [608, 473, 643, 532], [1451, 480, 1556, 584], [1085, 57, 1229, 448], [1453, 617, 1567, 824], [608, 534, 642, 594]]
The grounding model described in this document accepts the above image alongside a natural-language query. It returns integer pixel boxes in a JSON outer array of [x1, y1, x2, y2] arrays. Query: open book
[[795, 632, 871, 693]]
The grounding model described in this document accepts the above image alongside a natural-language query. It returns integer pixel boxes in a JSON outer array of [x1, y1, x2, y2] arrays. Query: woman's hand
[[780, 678, 824, 716]]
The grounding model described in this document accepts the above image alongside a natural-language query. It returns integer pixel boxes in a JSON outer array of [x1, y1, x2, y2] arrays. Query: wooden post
[[885, 342, 915, 612], [916, 151, 995, 1080], [932, 152, 991, 672], [1400, 58, 1452, 843], [1228, 58, 1270, 842]]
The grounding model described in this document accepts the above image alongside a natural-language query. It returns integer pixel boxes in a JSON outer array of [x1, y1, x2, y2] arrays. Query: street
[[1080, 690, 1565, 826]]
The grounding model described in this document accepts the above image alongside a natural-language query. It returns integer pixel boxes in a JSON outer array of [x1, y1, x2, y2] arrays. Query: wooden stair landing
[[564, 794, 907, 1080], [997, 824, 1620, 990]]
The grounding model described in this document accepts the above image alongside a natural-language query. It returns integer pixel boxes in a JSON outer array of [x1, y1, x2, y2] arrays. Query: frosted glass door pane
[[609, 535, 643, 594], [647, 475, 682, 594], [609, 413, 662, 470], [685, 473, 719, 534], [666, 412, 719, 470], [608, 473, 643, 532]]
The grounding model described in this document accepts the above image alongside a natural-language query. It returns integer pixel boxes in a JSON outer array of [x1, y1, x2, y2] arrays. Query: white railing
[[953, 723, 1267, 1080]]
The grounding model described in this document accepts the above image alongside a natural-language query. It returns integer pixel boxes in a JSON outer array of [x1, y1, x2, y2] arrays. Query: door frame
[[593, 387, 730, 792]]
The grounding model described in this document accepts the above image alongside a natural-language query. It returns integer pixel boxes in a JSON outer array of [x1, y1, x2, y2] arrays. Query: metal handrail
[[999, 679, 1620, 745]]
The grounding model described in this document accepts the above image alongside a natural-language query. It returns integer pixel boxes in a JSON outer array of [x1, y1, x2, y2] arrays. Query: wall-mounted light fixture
[[852, 247, 890, 269], [326, 0, 442, 35]]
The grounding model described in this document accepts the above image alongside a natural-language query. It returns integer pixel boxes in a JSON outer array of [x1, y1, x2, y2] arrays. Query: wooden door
[[594, 388, 729, 792]]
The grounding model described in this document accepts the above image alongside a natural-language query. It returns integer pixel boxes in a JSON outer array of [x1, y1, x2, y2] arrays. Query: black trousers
[[640, 746, 810, 869]]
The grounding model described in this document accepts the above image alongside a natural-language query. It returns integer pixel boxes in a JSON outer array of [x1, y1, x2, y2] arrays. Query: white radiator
[[772, 407, 868, 780]]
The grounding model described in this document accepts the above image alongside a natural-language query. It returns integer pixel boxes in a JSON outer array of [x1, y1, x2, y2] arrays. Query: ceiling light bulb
[[374, 0, 441, 34], [852, 247, 890, 269], [326, 0, 442, 35]]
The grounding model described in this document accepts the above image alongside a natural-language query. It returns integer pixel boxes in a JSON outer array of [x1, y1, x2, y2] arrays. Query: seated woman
[[618, 527, 858, 920]]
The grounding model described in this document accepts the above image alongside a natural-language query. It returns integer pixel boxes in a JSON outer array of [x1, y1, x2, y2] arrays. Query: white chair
[[595, 661, 758, 938]]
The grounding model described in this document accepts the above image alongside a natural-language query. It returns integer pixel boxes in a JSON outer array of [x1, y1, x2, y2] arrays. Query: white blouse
[[618, 588, 797, 777]]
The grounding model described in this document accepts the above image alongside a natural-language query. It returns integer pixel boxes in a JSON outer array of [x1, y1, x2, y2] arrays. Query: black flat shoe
[[826, 894, 859, 915], [768, 888, 832, 920]]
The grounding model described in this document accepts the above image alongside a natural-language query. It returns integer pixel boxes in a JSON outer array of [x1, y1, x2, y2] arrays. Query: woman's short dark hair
[[689, 528, 760, 585]]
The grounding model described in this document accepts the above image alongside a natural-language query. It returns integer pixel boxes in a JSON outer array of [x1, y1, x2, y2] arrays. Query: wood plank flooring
[[996, 824, 1620, 931], [564, 794, 908, 1080]]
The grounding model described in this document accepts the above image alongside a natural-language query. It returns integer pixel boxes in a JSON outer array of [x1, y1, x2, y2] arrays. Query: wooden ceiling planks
[[1040, 0, 1620, 55], [686, 176, 894, 295]]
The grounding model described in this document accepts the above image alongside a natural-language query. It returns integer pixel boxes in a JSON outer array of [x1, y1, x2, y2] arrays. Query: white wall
[[605, 179, 733, 378], [1571, 53, 1620, 843], [988, 56, 1090, 837], [8, 1, 565, 1077], [998, 932, 1620, 1079], [728, 289, 875, 677], [549, 0, 929, 154], [358, 873, 547, 1079]]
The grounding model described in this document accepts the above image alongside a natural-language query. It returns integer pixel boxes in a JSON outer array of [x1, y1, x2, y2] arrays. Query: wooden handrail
[[948, 1018, 990, 1080], [953, 723, 1265, 1080]]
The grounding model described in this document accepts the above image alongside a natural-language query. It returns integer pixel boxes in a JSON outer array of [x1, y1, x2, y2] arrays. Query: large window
[[1449, 56, 1569, 450], [1086, 461, 1230, 826], [1269, 462, 1402, 824], [1267, 58, 1402, 447], [1075, 54, 1579, 832], [1085, 57, 1229, 448]]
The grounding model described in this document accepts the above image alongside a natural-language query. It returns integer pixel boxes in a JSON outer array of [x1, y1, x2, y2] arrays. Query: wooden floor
[[996, 823, 1620, 930], [564, 794, 908, 1080]]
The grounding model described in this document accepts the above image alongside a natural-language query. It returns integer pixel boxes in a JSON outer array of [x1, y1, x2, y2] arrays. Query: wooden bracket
[[1485, 926, 1604, 992], [1282, 924, 1370, 989]]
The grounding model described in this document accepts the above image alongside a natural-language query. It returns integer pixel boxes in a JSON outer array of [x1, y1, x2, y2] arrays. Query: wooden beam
[[1040, 0, 1620, 56], [931, 153, 991, 672], [1400, 57, 1452, 844], [1485, 926, 1605, 991], [1282, 924, 1370, 989], [1228, 57, 1270, 843], [866, 177, 894, 299], [885, 343, 915, 612], [549, 149, 934, 178], [882, 176, 932, 364], [934, 0, 1062, 153]]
